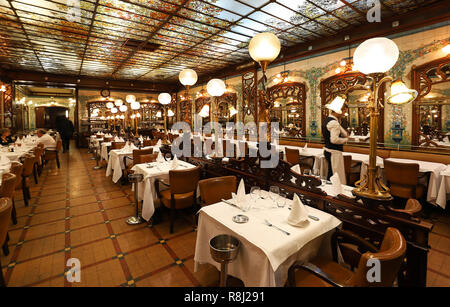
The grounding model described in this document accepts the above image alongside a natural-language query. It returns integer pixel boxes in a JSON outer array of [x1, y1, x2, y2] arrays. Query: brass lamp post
[[248, 32, 281, 142], [179, 69, 198, 125], [158, 93, 172, 145], [351, 37, 418, 201], [130, 101, 141, 136], [206, 79, 226, 131]]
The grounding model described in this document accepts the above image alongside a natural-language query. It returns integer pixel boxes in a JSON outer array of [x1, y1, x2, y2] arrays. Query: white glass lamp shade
[[156, 111, 162, 118], [126, 95, 136, 103], [111, 107, 118, 114], [207, 79, 226, 97], [106, 102, 114, 109], [199, 104, 210, 118], [179, 69, 198, 86], [93, 108, 99, 114], [120, 115, 125, 120], [249, 32, 281, 64], [130, 101, 141, 110], [354, 37, 399, 74], [119, 105, 128, 112], [158, 93, 172, 105], [387, 80, 418, 105], [131, 114, 136, 119], [325, 95, 346, 114], [442, 44, 450, 55], [115, 99, 123, 107], [168, 109, 175, 117]]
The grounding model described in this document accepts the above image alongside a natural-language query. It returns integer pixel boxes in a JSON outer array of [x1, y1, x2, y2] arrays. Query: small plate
[[232, 215, 249, 224]]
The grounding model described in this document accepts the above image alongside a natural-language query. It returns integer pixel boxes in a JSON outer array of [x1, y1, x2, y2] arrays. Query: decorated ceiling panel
[[0, 0, 444, 82]]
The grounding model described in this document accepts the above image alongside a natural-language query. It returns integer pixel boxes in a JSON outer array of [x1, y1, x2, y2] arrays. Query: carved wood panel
[[242, 70, 257, 123]]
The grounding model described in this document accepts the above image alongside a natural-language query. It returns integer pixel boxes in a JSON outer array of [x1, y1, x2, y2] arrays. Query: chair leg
[[56, 154, 60, 169], [33, 164, 38, 184], [0, 258, 5, 287], [11, 199, 17, 225], [170, 200, 175, 234], [2, 233, 9, 256], [22, 178, 29, 207]]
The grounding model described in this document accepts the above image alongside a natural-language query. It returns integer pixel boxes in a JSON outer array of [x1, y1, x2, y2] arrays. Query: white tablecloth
[[106, 146, 159, 183], [101, 142, 112, 161], [131, 160, 197, 221], [194, 196, 341, 287], [435, 166, 450, 209]]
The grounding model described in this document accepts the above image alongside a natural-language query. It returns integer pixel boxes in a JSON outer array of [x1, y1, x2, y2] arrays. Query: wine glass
[[165, 153, 172, 162], [250, 186, 260, 205], [303, 169, 311, 176], [278, 193, 287, 208], [269, 186, 280, 207], [312, 169, 320, 178]]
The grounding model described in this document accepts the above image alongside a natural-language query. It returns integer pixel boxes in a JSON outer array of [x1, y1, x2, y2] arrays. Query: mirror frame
[[268, 81, 307, 137], [411, 55, 450, 146], [320, 71, 385, 143]]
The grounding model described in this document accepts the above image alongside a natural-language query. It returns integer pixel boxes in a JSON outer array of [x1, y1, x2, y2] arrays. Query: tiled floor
[[1, 145, 449, 287]]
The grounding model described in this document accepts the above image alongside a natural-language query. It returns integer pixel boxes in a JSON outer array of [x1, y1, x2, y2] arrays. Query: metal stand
[[209, 235, 240, 287], [127, 173, 145, 225], [93, 146, 102, 170]]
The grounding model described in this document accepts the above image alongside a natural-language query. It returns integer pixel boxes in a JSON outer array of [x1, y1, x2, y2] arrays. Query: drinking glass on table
[[278, 193, 287, 208], [165, 153, 172, 161], [269, 186, 280, 207], [312, 169, 320, 178], [250, 186, 260, 205], [303, 169, 311, 176]]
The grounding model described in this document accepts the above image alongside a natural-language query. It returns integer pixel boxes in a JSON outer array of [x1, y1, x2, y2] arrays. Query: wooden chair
[[124, 148, 155, 176], [0, 173, 17, 225], [285, 147, 300, 165], [111, 142, 126, 150], [0, 197, 12, 287], [199, 176, 237, 207], [9, 162, 23, 223], [44, 139, 62, 168], [135, 153, 158, 164], [288, 227, 406, 287], [155, 166, 201, 234], [33, 145, 44, 177], [383, 159, 425, 201], [21, 155, 35, 207], [143, 139, 157, 147]]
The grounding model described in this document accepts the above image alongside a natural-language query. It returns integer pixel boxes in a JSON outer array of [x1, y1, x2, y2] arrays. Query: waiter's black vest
[[323, 116, 343, 151]]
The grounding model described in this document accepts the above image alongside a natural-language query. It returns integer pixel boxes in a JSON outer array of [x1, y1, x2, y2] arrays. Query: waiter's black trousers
[[324, 151, 333, 180]]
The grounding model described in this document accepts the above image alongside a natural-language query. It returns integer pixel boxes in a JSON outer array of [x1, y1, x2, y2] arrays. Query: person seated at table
[[36, 129, 56, 149], [323, 96, 349, 180], [0, 128, 13, 146]]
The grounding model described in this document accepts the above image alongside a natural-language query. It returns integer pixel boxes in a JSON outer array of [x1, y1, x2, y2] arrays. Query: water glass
[[303, 169, 311, 176], [312, 169, 320, 178], [277, 193, 287, 208], [250, 186, 260, 204], [269, 186, 280, 206]]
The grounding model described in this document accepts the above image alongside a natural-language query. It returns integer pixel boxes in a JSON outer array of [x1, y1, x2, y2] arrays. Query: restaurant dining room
[[0, 0, 449, 293]]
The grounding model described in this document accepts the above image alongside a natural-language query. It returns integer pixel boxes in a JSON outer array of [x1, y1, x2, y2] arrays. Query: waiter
[[323, 95, 349, 180]]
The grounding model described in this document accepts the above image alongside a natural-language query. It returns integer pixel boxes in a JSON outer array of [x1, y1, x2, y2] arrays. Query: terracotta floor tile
[[166, 231, 197, 260], [183, 259, 219, 287], [101, 197, 131, 209], [126, 244, 174, 278], [70, 239, 116, 267], [16, 233, 66, 262], [34, 201, 67, 213], [136, 266, 194, 287], [25, 220, 66, 241], [69, 195, 98, 207], [70, 223, 110, 246], [72, 259, 127, 287], [38, 193, 68, 204], [70, 212, 104, 230], [116, 227, 158, 253]]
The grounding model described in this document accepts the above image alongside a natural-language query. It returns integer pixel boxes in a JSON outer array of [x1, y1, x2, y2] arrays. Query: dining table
[[434, 165, 450, 209], [131, 159, 197, 221], [106, 145, 160, 183], [194, 193, 342, 287]]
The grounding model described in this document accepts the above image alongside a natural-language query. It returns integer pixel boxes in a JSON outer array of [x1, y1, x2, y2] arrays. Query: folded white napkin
[[139, 137, 144, 143], [330, 173, 342, 195], [444, 136, 450, 144], [171, 155, 178, 170], [350, 131, 355, 137], [156, 139, 162, 146], [130, 143, 138, 150], [232, 179, 246, 205], [287, 194, 308, 226], [291, 164, 301, 174]]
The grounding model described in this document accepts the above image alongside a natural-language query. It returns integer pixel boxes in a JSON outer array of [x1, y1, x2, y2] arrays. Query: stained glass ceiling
[[0, 0, 443, 82]]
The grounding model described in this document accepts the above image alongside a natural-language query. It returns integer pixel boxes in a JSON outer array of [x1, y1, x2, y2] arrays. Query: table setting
[[194, 179, 342, 287], [131, 154, 197, 221]]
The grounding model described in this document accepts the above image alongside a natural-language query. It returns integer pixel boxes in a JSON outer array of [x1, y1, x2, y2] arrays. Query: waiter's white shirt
[[326, 115, 348, 146], [38, 134, 56, 149]]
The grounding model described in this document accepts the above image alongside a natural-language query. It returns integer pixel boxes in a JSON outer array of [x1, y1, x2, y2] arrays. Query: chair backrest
[[22, 154, 36, 177], [0, 173, 17, 199], [9, 162, 23, 188], [169, 166, 201, 194], [0, 197, 12, 246], [136, 153, 158, 164], [111, 142, 125, 150], [199, 176, 237, 207], [132, 148, 154, 163], [384, 159, 419, 186], [285, 147, 300, 165], [343, 155, 352, 184], [351, 227, 406, 287], [56, 139, 62, 151], [143, 139, 157, 147]]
